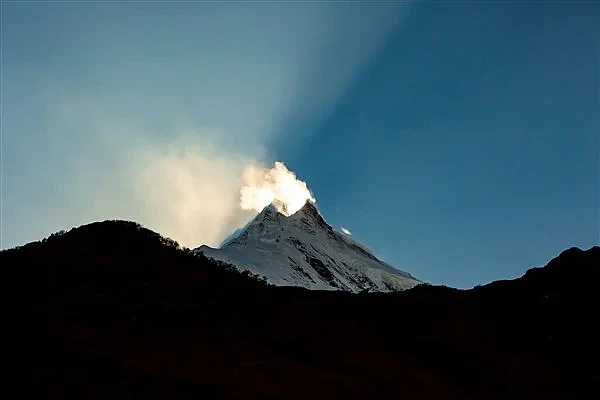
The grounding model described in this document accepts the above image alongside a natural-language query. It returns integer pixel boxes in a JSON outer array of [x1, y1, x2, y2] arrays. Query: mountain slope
[[196, 202, 421, 292], [3, 221, 599, 399]]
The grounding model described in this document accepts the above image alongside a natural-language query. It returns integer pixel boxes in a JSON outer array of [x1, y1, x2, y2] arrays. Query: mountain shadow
[[3, 220, 599, 399]]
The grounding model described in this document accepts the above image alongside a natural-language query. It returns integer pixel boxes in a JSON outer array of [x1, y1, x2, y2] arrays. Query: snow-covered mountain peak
[[294, 200, 320, 218], [256, 203, 282, 222], [196, 201, 422, 292]]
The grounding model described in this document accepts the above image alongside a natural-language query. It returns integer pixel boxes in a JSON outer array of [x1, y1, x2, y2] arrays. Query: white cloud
[[341, 227, 352, 235]]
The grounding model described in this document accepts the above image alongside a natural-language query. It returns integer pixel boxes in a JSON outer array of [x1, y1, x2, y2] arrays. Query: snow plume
[[240, 161, 316, 216], [341, 227, 352, 235], [133, 152, 314, 247]]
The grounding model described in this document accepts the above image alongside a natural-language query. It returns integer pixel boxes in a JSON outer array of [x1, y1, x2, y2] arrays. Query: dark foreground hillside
[[3, 221, 599, 399]]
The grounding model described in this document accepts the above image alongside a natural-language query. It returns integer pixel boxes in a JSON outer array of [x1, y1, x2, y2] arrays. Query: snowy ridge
[[195, 202, 422, 292]]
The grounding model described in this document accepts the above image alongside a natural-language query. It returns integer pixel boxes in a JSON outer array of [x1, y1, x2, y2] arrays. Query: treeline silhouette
[[3, 220, 599, 399]]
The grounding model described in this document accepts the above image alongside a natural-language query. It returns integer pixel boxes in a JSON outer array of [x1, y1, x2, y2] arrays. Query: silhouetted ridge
[[1, 220, 269, 302], [519, 246, 598, 281], [4, 224, 599, 400], [9, 220, 180, 254]]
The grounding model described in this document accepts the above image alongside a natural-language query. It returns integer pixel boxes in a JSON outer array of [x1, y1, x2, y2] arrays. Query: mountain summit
[[195, 201, 422, 292]]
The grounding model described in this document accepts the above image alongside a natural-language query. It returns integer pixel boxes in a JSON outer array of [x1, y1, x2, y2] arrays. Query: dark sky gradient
[[272, 2, 599, 287]]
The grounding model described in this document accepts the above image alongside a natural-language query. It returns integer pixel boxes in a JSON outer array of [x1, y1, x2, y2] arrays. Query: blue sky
[[2, 1, 598, 288]]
